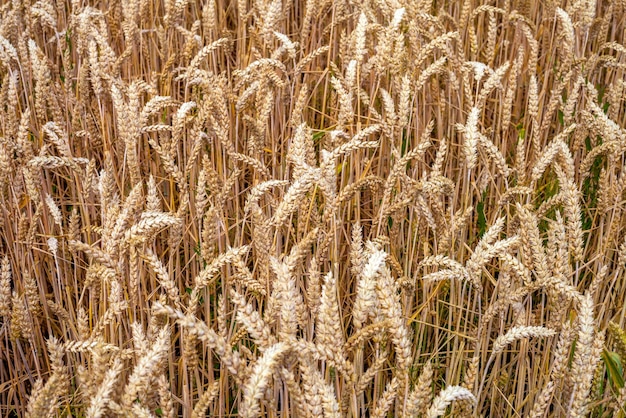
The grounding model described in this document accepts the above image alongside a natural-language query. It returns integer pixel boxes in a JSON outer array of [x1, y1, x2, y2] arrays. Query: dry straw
[[1, 0, 625, 416]]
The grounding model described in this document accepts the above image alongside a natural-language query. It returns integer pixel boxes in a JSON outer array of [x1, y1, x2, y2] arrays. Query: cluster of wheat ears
[[2, 0, 626, 416]]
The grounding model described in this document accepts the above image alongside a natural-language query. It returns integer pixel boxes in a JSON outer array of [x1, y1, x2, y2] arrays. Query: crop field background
[[2, 0, 626, 416]]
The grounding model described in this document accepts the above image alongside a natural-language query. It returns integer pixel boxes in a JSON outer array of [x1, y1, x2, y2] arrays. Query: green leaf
[[401, 130, 408, 156], [336, 161, 346, 175], [602, 349, 624, 389], [312, 130, 326, 144]]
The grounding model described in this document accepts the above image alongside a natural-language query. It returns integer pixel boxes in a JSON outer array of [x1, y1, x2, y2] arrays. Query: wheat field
[[1, 0, 626, 416]]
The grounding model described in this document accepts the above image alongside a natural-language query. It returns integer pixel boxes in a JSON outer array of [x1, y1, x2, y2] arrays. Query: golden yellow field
[[1, 0, 626, 416]]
